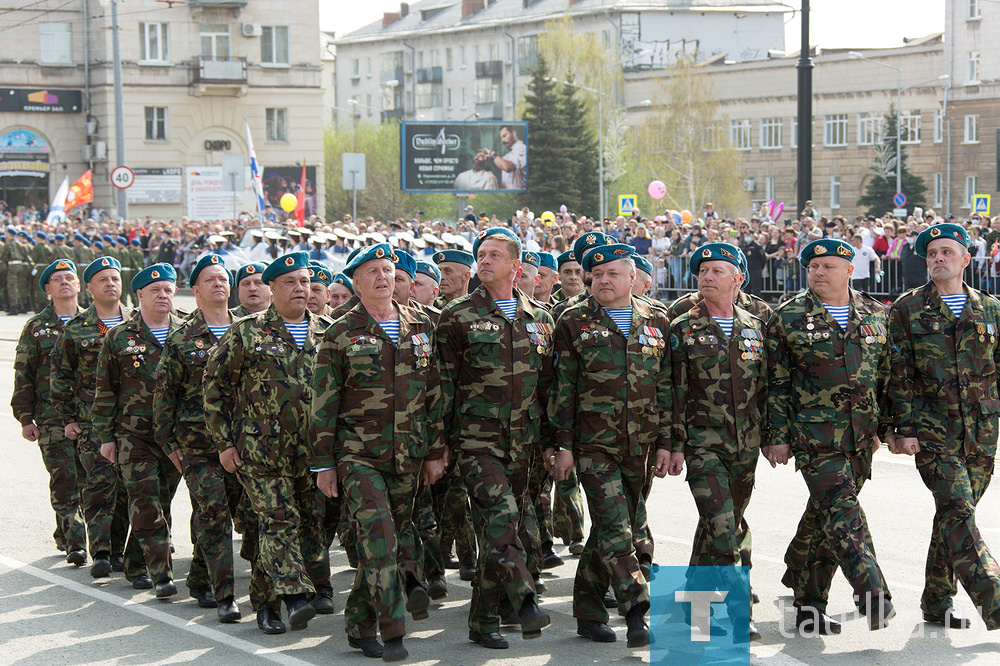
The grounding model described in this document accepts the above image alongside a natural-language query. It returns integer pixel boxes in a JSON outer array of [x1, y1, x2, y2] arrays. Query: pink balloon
[[768, 199, 776, 217], [647, 180, 666, 200], [774, 202, 785, 219]]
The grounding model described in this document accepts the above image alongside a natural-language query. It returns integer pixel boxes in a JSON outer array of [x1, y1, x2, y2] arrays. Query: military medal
[[196, 340, 204, 349]]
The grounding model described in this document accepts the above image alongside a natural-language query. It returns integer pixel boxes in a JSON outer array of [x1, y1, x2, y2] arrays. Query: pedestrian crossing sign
[[974, 194, 991, 215], [619, 195, 637, 216]]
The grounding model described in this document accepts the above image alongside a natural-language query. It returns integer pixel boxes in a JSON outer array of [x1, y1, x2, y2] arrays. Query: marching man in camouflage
[[12, 258, 86, 564], [204, 251, 332, 635], [766, 238, 894, 634], [887, 223, 1000, 630], [548, 242, 673, 648], [432, 249, 473, 310], [233, 262, 270, 318], [437, 227, 553, 649], [311, 243, 447, 662], [412, 261, 440, 308], [93, 263, 185, 599], [670, 242, 765, 643], [152, 254, 241, 623]]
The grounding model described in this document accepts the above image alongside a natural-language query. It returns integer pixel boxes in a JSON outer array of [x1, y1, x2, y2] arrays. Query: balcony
[[192, 56, 247, 84], [380, 67, 404, 85], [416, 66, 442, 84], [475, 60, 503, 79], [381, 108, 405, 123]]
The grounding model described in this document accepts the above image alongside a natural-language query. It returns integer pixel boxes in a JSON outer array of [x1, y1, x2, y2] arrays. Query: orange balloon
[[681, 209, 693, 223]]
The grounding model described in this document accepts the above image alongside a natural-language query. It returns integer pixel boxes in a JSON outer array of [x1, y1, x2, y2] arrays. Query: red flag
[[66, 169, 94, 211], [296, 160, 306, 226]]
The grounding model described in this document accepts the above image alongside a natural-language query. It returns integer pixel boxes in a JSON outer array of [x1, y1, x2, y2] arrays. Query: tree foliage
[[856, 108, 927, 215]]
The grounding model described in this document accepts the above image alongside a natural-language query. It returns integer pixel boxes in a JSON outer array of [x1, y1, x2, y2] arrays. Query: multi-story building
[[0, 0, 324, 220]]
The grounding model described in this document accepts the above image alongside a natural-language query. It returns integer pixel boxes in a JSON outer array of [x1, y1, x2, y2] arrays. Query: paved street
[[0, 303, 997, 664]]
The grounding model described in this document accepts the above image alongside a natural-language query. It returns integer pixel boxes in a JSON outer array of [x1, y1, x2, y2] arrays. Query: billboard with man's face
[[400, 121, 528, 193]]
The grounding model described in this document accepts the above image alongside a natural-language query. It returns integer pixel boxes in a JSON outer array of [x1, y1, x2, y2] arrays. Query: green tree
[[520, 54, 577, 212], [856, 108, 927, 215], [560, 73, 600, 216]]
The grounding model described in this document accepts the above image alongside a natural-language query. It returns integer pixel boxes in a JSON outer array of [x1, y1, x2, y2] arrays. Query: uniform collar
[[471, 284, 537, 322], [344, 299, 420, 343], [923, 280, 981, 321]]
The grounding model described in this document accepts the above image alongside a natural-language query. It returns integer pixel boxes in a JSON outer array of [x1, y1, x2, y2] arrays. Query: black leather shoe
[[427, 576, 448, 600], [568, 539, 584, 556], [154, 580, 177, 599], [733, 620, 762, 644], [519, 594, 550, 639], [577, 619, 616, 642], [348, 636, 384, 658], [498, 598, 520, 626], [130, 574, 153, 590], [256, 607, 287, 634], [469, 629, 509, 649], [90, 554, 112, 579], [862, 598, 895, 631], [310, 592, 335, 614], [923, 608, 971, 629], [795, 607, 842, 635], [625, 606, 650, 648], [382, 637, 407, 662], [66, 549, 86, 566], [541, 550, 564, 569], [406, 583, 430, 621], [111, 553, 125, 572], [217, 597, 241, 623], [459, 563, 477, 582], [533, 575, 547, 595], [190, 587, 218, 608], [284, 594, 316, 630], [603, 593, 619, 609]]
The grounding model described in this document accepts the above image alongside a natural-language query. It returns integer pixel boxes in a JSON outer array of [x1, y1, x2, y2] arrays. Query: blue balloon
[[672, 211, 682, 224]]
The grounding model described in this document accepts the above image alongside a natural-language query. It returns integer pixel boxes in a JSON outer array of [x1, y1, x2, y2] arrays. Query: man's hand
[[552, 450, 574, 481], [422, 458, 446, 486], [316, 469, 338, 498], [542, 447, 556, 474], [762, 444, 791, 468], [65, 422, 82, 440], [652, 449, 674, 478], [873, 435, 882, 453], [167, 449, 184, 474], [21, 424, 39, 442], [667, 451, 685, 476], [100, 441, 116, 464], [897, 437, 920, 456], [884, 434, 900, 454], [219, 446, 242, 474]]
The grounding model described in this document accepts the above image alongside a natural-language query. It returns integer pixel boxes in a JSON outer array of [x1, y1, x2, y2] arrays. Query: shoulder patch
[[670, 332, 679, 350]]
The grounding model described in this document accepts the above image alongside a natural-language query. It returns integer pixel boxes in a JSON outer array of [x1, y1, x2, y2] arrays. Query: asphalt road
[[0, 303, 997, 664]]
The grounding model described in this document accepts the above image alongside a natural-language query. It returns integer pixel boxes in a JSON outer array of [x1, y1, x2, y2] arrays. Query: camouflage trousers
[[784, 449, 890, 613], [31, 266, 48, 312], [915, 451, 1000, 626], [553, 469, 586, 544], [77, 432, 142, 572], [118, 448, 181, 585], [432, 464, 476, 565], [414, 485, 445, 583], [573, 450, 650, 623], [225, 471, 258, 563], [8, 265, 29, 311], [686, 447, 758, 570], [527, 449, 554, 552], [341, 464, 420, 641], [36, 425, 87, 553], [459, 451, 536, 634], [239, 468, 330, 611], [178, 453, 235, 602]]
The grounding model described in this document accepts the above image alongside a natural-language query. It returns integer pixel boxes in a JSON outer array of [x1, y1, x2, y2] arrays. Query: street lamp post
[[849, 51, 902, 196]]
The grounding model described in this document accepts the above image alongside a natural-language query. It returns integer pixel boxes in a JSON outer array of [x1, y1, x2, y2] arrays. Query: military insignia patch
[[101, 258, 110, 267], [670, 333, 679, 350], [56, 260, 69, 269], [587, 234, 596, 244], [437, 253, 444, 262], [246, 265, 256, 274], [308, 268, 315, 277], [376, 247, 385, 258], [814, 246, 827, 255], [930, 227, 941, 237], [478, 231, 487, 239], [593, 253, 604, 262], [836, 244, 852, 256], [210, 255, 220, 264], [391, 251, 399, 262], [151, 270, 160, 278], [526, 253, 537, 263], [569, 252, 575, 260], [702, 248, 712, 258], [613, 248, 630, 255], [284, 256, 295, 267], [720, 248, 736, 260]]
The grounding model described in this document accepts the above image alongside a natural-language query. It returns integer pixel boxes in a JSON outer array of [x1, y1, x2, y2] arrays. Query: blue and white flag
[[245, 118, 266, 215], [46, 176, 69, 224]]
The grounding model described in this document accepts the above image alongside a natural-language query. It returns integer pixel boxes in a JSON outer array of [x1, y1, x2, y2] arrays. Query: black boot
[[348, 636, 384, 658], [577, 618, 616, 642], [518, 593, 550, 639], [66, 549, 86, 566], [310, 590, 336, 614], [283, 593, 316, 630], [382, 637, 407, 662], [190, 587, 218, 608], [625, 605, 650, 648], [469, 629, 509, 649], [256, 607, 286, 634], [923, 608, 971, 629], [154, 579, 177, 599], [90, 553, 112, 579], [217, 597, 241, 624], [795, 606, 841, 635], [427, 575, 447, 600], [405, 577, 430, 621]]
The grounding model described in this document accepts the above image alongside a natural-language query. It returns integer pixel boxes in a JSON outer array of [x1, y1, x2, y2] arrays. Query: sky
[[321, 0, 947, 51]]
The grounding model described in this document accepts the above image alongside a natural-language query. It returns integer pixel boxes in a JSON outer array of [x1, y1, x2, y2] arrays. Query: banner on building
[[128, 168, 183, 204], [186, 166, 252, 220]]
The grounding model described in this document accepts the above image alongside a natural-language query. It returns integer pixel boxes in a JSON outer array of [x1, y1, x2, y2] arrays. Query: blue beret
[[472, 227, 521, 258], [416, 261, 440, 283], [131, 262, 177, 291], [189, 253, 234, 288], [573, 231, 609, 265], [73, 233, 85, 242], [689, 242, 744, 275], [93, 241, 104, 250], [734, 246, 750, 288], [35, 230, 46, 239], [83, 256, 121, 283], [5, 226, 14, 234], [331, 273, 354, 293], [47, 234, 55, 242], [799, 238, 855, 267], [537, 252, 557, 271], [261, 251, 309, 284], [38, 258, 76, 291], [581, 243, 635, 272], [25, 235, 36, 246], [235, 262, 267, 284], [343, 243, 395, 279], [116, 236, 127, 246], [101, 234, 114, 243], [130, 238, 141, 246], [79, 235, 92, 247], [394, 249, 417, 279], [521, 251, 540, 268], [308, 260, 334, 285], [346, 246, 364, 265], [432, 249, 474, 267], [632, 253, 653, 275], [557, 250, 579, 268], [54, 233, 65, 241], [915, 223, 970, 258]]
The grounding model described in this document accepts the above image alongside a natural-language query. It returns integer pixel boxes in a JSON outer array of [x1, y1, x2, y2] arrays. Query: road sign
[[618, 194, 637, 216], [974, 194, 991, 215], [893, 192, 906, 208], [342, 153, 366, 191], [110, 165, 134, 190], [893, 208, 908, 218]]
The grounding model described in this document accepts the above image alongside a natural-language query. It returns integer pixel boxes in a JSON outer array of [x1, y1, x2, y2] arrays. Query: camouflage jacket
[[766, 288, 891, 466], [437, 285, 554, 460], [888, 282, 1000, 456], [667, 290, 773, 322], [310, 301, 444, 474], [549, 295, 672, 458], [231, 304, 258, 319], [30, 242, 53, 268], [91, 310, 184, 458], [12, 304, 82, 427], [7, 238, 30, 263], [203, 305, 321, 476], [551, 292, 587, 322], [153, 309, 231, 456], [670, 301, 766, 455], [50, 304, 133, 428]]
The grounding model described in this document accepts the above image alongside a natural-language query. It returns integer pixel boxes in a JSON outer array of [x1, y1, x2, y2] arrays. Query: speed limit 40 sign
[[110, 165, 134, 189]]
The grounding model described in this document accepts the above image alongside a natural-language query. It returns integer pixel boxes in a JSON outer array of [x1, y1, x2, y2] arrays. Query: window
[[351, 58, 359, 78], [760, 117, 782, 149], [460, 46, 466, 68], [964, 114, 979, 143], [200, 24, 230, 58], [416, 83, 442, 108], [900, 110, 921, 144], [790, 117, 797, 148], [447, 88, 453, 108], [830, 176, 841, 209], [968, 52, 981, 84], [446, 47, 453, 71], [730, 120, 751, 150], [144, 107, 167, 141], [702, 123, 724, 151], [39, 22, 72, 64], [266, 108, 287, 141], [603, 30, 611, 50], [969, 0, 981, 20], [474, 79, 500, 104], [262, 26, 289, 65], [366, 94, 372, 117], [933, 173, 943, 207], [417, 51, 423, 69], [858, 112, 882, 145], [765, 177, 776, 202], [823, 114, 848, 146], [366, 57, 372, 77], [461, 87, 467, 107], [934, 109, 944, 143], [964, 176, 978, 208], [139, 22, 168, 62], [517, 35, 538, 74]]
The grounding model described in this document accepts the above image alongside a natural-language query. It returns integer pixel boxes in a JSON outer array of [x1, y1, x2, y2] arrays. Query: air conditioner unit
[[743, 178, 757, 192], [242, 23, 263, 38]]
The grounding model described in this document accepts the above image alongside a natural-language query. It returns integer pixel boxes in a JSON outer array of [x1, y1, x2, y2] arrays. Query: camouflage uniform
[[767, 288, 892, 615], [8, 236, 32, 313], [91, 310, 185, 585], [549, 295, 670, 623], [153, 310, 236, 603], [310, 302, 444, 642], [888, 283, 1000, 628], [30, 241, 54, 312], [12, 304, 87, 554], [203, 306, 331, 613], [437, 286, 552, 634]]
